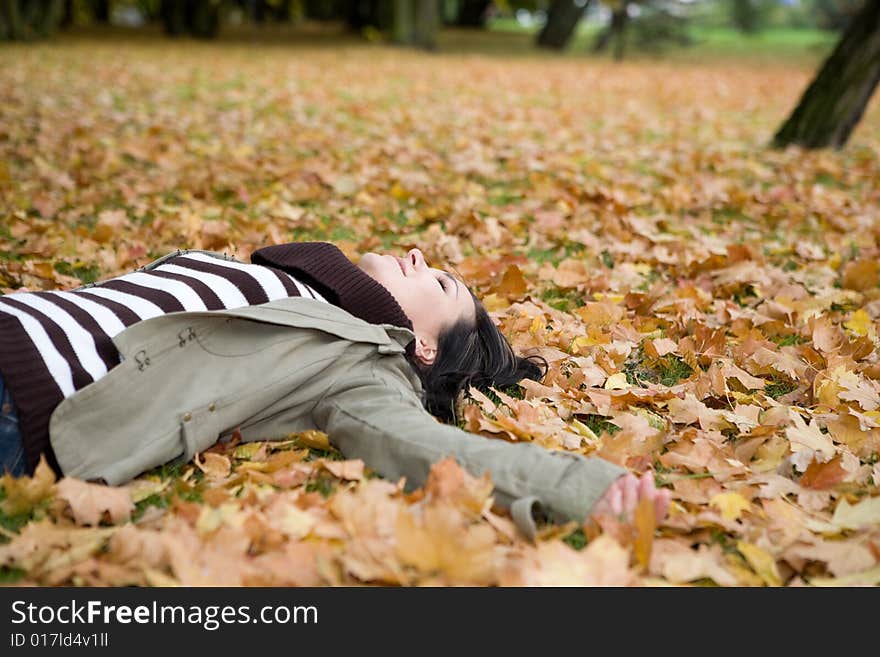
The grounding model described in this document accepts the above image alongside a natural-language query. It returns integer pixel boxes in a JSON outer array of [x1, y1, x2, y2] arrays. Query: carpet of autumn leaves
[[2, 35, 880, 587]]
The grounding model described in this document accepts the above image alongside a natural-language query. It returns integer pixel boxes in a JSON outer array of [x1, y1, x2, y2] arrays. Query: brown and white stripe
[[0, 254, 326, 399]]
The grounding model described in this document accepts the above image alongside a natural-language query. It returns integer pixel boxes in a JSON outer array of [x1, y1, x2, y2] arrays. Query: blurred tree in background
[[452, 0, 492, 26], [0, 0, 869, 65], [160, 0, 222, 38], [774, 0, 879, 148], [0, 0, 65, 39], [536, 0, 591, 49], [730, 0, 767, 32]]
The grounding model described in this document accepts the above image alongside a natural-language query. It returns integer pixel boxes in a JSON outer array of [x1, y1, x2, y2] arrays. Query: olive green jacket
[[49, 253, 625, 538]]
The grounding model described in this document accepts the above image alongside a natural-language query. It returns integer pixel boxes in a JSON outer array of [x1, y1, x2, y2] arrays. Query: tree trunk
[[413, 0, 437, 49], [61, 0, 74, 28], [161, 0, 187, 35], [455, 0, 489, 28], [33, 0, 64, 36], [186, 0, 220, 38], [537, 0, 590, 50], [612, 7, 628, 61], [0, 0, 23, 39], [92, 0, 110, 23], [593, 5, 628, 57], [731, 0, 760, 34], [773, 0, 880, 150], [303, 0, 337, 20], [392, 0, 414, 43], [393, 0, 438, 49], [1, 0, 64, 39]]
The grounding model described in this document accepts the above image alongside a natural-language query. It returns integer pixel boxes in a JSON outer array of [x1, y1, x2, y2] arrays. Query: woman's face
[[359, 248, 475, 364]]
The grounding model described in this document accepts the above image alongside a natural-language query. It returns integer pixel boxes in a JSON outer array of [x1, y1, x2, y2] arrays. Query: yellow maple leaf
[[843, 309, 872, 336], [710, 492, 751, 521], [737, 541, 782, 586], [482, 292, 510, 312]]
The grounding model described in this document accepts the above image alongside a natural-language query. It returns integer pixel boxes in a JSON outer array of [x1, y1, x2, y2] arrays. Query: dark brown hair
[[406, 293, 547, 423]]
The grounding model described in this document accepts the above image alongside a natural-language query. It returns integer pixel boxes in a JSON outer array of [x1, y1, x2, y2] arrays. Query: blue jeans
[[0, 373, 25, 477]]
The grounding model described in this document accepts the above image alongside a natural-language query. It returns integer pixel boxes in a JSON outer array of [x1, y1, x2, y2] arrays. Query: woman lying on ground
[[0, 242, 669, 537]]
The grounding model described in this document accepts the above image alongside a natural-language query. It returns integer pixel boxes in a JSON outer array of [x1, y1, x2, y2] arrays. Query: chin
[[358, 253, 393, 283], [358, 252, 382, 273]]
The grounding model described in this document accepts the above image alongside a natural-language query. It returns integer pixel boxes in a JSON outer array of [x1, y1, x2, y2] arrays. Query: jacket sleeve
[[311, 367, 627, 539]]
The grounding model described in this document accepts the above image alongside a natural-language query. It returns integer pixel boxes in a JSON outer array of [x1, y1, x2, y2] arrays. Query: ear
[[414, 335, 437, 366]]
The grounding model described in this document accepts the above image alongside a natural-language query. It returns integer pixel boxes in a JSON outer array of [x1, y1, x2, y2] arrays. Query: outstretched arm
[[311, 367, 632, 538]]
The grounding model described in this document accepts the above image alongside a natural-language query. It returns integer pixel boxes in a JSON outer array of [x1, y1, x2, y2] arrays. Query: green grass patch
[[578, 414, 621, 437], [765, 377, 797, 399], [483, 20, 834, 64], [540, 286, 585, 312], [770, 333, 804, 347], [301, 443, 344, 462], [813, 172, 847, 189], [305, 474, 336, 498], [479, 383, 526, 408], [657, 355, 695, 386], [53, 260, 101, 285], [0, 566, 25, 584], [132, 492, 170, 522], [563, 527, 588, 551], [624, 344, 694, 387], [0, 488, 42, 544]]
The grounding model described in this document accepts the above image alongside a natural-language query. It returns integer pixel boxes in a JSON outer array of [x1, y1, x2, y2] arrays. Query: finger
[[592, 490, 611, 516], [655, 488, 671, 522], [609, 484, 623, 516], [639, 471, 655, 499], [622, 474, 638, 517]]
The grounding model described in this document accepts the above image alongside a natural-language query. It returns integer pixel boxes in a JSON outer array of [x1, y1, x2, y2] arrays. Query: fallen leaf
[[830, 495, 880, 530], [0, 456, 56, 516], [54, 478, 133, 526], [195, 452, 231, 480], [737, 541, 782, 586], [710, 492, 751, 521]]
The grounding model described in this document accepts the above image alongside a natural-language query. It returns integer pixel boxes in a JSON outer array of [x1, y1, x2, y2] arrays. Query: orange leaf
[[633, 496, 656, 570], [492, 264, 528, 299], [799, 455, 847, 490]]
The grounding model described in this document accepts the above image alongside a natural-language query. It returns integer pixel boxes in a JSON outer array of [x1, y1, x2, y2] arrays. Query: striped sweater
[[0, 242, 413, 474]]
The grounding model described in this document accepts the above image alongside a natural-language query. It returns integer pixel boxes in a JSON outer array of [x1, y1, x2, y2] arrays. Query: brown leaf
[[320, 459, 364, 481], [195, 452, 232, 480], [491, 264, 528, 299], [54, 478, 133, 526], [798, 455, 847, 490], [396, 503, 498, 585], [424, 457, 494, 516]]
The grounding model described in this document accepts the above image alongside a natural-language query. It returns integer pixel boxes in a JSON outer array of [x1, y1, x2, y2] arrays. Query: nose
[[407, 248, 427, 270]]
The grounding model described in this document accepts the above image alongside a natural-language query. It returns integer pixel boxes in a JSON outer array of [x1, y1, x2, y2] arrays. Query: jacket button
[[208, 403, 216, 412], [182, 412, 192, 422]]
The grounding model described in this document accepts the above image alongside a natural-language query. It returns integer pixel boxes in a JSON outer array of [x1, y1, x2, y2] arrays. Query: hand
[[591, 471, 670, 525]]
